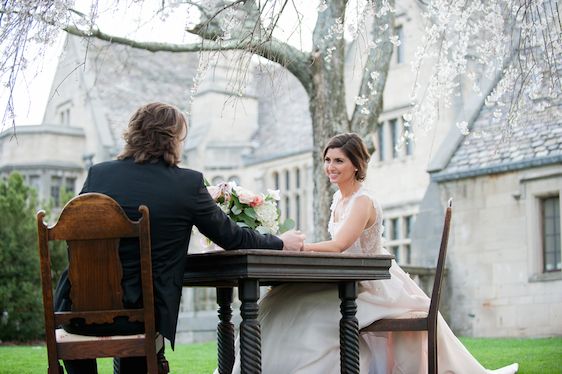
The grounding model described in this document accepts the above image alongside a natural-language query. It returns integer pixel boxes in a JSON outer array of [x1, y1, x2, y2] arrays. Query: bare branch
[[64, 23, 313, 90], [183, 0, 313, 93]]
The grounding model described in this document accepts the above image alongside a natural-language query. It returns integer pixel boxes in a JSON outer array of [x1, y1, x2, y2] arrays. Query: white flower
[[255, 201, 279, 234], [267, 189, 281, 201]]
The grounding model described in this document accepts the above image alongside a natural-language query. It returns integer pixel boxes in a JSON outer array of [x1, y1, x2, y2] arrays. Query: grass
[[0, 337, 560, 373], [0, 341, 217, 374], [460, 337, 562, 373]]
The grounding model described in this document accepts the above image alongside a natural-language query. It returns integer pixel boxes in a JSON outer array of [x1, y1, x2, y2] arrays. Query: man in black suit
[[54, 102, 305, 373]]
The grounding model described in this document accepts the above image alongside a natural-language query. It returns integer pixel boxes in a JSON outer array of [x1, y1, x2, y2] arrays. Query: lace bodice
[[328, 187, 385, 254]]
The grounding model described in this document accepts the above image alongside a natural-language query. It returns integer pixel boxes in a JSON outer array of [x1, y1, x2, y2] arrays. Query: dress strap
[[330, 190, 341, 212], [347, 187, 383, 225]]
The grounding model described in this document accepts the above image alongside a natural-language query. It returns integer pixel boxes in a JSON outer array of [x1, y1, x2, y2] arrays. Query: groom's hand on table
[[279, 230, 305, 252]]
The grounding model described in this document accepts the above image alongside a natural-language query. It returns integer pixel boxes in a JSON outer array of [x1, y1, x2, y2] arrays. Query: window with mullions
[[542, 196, 561, 272], [50, 176, 62, 207], [271, 167, 306, 230], [211, 176, 224, 185], [64, 177, 76, 194], [296, 194, 301, 229], [376, 117, 414, 162], [383, 214, 415, 265], [377, 123, 385, 161], [390, 119, 399, 159], [273, 171, 280, 190]]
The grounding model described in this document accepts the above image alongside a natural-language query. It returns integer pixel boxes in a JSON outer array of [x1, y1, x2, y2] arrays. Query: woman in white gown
[[226, 133, 518, 374]]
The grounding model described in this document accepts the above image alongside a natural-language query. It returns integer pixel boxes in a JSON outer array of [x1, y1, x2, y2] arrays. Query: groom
[[54, 102, 305, 373]]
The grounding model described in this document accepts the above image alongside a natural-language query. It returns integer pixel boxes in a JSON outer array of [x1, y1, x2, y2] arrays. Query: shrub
[[0, 173, 43, 341], [0, 173, 69, 342]]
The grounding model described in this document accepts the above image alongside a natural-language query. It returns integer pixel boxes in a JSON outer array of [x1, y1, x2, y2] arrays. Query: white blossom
[[456, 121, 470, 135], [355, 96, 368, 105], [389, 35, 401, 47]]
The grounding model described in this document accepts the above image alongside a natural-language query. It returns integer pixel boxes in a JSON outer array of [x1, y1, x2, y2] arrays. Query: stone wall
[[439, 165, 562, 337]]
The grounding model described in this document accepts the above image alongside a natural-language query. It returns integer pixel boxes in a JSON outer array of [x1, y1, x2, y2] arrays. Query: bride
[[226, 133, 518, 374]]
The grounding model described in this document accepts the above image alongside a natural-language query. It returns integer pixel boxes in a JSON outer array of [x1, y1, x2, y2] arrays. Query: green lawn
[[0, 342, 217, 374], [460, 337, 562, 373], [0, 337, 560, 373]]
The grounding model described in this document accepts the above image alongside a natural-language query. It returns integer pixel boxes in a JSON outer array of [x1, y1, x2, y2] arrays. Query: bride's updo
[[323, 133, 370, 181]]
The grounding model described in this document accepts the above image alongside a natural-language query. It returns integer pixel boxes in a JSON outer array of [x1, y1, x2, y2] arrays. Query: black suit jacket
[[54, 158, 282, 346]]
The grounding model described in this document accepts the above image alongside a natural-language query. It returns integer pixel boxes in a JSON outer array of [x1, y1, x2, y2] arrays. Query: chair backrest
[[37, 193, 155, 345], [427, 199, 453, 324]]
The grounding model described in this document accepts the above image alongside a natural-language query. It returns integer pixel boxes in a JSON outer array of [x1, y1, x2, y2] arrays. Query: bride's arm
[[302, 195, 375, 253]]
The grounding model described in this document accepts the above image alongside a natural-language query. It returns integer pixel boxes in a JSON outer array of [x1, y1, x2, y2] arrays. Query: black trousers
[[63, 355, 149, 374]]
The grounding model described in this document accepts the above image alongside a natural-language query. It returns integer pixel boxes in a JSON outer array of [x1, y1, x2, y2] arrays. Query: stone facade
[[1, 0, 560, 340], [436, 166, 562, 337]]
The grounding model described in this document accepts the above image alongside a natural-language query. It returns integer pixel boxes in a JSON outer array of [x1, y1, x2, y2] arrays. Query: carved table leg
[[238, 279, 261, 374], [339, 281, 360, 374], [217, 287, 235, 374]]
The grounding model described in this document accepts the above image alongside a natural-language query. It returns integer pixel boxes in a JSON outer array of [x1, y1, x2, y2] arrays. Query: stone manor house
[[1, 1, 560, 341]]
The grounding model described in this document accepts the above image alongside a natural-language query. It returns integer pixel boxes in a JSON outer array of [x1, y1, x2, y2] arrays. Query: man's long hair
[[118, 102, 187, 165]]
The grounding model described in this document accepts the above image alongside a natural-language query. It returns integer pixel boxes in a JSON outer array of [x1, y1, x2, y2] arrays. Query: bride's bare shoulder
[[356, 189, 378, 203], [351, 194, 376, 211]]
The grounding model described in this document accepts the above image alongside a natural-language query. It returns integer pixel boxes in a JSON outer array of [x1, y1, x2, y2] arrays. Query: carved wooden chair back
[[37, 193, 164, 374]]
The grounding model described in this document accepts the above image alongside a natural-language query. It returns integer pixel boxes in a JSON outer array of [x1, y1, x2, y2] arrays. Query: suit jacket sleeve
[[191, 174, 283, 250]]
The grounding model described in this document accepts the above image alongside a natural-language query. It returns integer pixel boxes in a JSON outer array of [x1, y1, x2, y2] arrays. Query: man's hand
[[279, 230, 305, 251]]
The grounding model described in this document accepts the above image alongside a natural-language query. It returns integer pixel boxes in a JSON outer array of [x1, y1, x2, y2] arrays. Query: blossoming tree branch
[[0, 0, 559, 239]]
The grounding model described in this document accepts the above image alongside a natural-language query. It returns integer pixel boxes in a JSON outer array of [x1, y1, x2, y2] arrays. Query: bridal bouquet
[[207, 181, 294, 235]]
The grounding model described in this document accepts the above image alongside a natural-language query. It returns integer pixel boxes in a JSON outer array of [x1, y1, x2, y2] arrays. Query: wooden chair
[[360, 199, 453, 374], [37, 193, 168, 374]]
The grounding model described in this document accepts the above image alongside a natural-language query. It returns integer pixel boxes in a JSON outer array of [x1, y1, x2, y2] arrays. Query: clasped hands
[[279, 230, 306, 252]]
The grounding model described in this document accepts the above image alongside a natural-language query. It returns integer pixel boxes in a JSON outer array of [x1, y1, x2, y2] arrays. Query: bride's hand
[[279, 230, 305, 251]]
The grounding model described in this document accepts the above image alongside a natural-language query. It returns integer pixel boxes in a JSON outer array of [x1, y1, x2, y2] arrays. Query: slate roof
[[72, 36, 200, 149], [245, 64, 313, 164], [432, 68, 562, 182], [69, 37, 312, 162]]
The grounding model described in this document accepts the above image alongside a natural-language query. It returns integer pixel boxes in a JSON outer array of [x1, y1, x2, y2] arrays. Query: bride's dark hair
[[323, 133, 371, 181]]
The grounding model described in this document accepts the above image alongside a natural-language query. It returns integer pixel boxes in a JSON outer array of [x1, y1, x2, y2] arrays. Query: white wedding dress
[[225, 187, 518, 374]]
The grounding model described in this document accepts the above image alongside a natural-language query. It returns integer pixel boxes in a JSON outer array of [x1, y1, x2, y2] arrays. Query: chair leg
[[157, 347, 170, 374], [428, 330, 437, 374], [47, 363, 63, 374]]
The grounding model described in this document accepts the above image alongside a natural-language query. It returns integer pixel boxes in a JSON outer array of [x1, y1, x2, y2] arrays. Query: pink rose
[[235, 186, 260, 206], [248, 195, 264, 207]]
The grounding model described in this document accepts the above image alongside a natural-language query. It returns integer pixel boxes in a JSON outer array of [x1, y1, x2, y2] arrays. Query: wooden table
[[183, 249, 393, 374]]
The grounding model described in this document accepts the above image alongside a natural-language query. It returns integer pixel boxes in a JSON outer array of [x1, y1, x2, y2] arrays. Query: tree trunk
[[309, 0, 350, 241]]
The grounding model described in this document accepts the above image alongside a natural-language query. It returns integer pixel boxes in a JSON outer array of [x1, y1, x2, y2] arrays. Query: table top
[[183, 249, 393, 287]]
